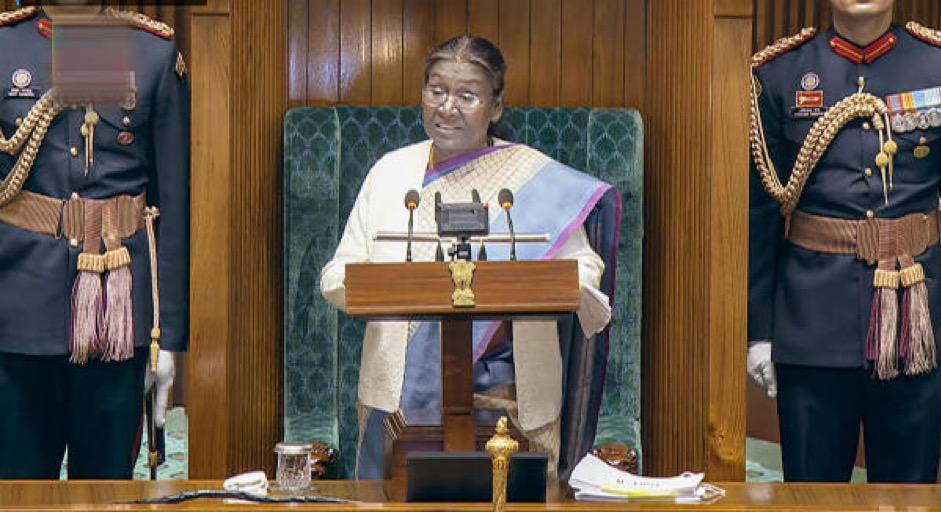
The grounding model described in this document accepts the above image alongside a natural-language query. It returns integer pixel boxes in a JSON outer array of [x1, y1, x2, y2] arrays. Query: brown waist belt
[[787, 209, 940, 262], [0, 189, 145, 242], [0, 189, 161, 371], [786, 209, 940, 381]]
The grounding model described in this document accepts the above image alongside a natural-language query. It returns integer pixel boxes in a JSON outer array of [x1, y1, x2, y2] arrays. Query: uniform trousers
[[0, 348, 147, 479], [776, 363, 941, 482]]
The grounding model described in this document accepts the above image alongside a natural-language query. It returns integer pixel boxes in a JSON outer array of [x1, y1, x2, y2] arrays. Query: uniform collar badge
[[830, 31, 897, 64], [37, 18, 52, 39]]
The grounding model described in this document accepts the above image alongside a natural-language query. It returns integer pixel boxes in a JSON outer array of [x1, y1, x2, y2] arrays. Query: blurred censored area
[[52, 16, 132, 106]]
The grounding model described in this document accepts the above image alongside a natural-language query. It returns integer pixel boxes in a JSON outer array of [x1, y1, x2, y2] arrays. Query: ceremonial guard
[[0, 5, 189, 479], [748, 0, 941, 482]]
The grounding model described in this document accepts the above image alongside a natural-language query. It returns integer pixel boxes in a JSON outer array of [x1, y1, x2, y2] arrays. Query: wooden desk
[[3, 480, 941, 511]]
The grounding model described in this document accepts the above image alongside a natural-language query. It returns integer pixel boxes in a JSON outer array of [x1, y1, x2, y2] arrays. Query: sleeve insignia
[[0, 6, 38, 28], [907, 21, 941, 48], [103, 7, 174, 40], [175, 52, 187, 79], [752, 27, 817, 68]]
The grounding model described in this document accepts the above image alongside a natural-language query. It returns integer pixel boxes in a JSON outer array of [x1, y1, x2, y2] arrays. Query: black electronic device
[[406, 452, 548, 503], [434, 189, 489, 239]]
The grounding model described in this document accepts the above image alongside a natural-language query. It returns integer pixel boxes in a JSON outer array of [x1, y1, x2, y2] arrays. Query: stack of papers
[[569, 454, 724, 504]]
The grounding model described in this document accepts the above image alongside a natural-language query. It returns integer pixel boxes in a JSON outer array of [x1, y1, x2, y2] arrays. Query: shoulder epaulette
[[907, 21, 941, 48], [103, 7, 173, 40], [0, 6, 38, 28], [752, 27, 817, 68]]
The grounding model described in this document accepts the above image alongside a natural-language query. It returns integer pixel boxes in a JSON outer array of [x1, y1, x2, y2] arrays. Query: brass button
[[868, 259, 876, 266], [69, 238, 79, 247], [69, 147, 79, 157], [866, 209, 875, 219], [14, 117, 22, 126], [863, 122, 871, 131], [122, 116, 131, 127], [70, 192, 79, 200], [864, 167, 873, 177]]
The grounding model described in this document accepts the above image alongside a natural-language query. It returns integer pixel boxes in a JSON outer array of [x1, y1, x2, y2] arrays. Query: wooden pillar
[[642, 0, 751, 480], [188, 0, 287, 478]]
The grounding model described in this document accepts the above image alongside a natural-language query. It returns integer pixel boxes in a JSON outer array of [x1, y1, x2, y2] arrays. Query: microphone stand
[[505, 208, 517, 261], [406, 207, 415, 262]]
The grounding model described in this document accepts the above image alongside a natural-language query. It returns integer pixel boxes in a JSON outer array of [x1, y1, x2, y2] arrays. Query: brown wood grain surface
[[372, 0, 405, 105], [643, 0, 751, 481], [344, 261, 579, 317], [227, 0, 288, 478], [307, 0, 341, 105], [9, 480, 941, 510], [187, 0, 233, 480], [529, 0, 561, 107], [286, 0, 646, 108], [435, 0, 468, 44], [468, 0, 499, 44]]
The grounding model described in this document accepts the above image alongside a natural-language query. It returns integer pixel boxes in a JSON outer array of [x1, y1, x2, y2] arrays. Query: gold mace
[[486, 416, 519, 512]]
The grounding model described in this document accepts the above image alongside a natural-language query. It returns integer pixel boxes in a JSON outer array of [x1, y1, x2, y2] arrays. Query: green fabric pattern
[[283, 107, 644, 478]]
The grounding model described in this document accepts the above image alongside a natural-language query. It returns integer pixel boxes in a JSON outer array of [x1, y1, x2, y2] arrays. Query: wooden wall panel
[[498, 0, 530, 106], [306, 0, 341, 106], [372, 0, 404, 104], [435, 0, 468, 42], [467, 0, 499, 42], [528, 0, 560, 106], [228, 0, 287, 476], [708, 3, 751, 481], [188, 0, 231, 479], [288, 0, 309, 104], [624, 0, 646, 109], [643, 0, 751, 479], [287, 0, 646, 109], [593, 0, 626, 107], [403, 0, 436, 105], [340, 0, 372, 103], [560, 0, 594, 107]]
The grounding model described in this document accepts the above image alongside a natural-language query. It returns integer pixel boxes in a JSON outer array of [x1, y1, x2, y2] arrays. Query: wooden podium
[[345, 260, 580, 484]]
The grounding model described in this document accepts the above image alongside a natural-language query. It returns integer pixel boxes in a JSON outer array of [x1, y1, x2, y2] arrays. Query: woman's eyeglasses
[[422, 86, 486, 112]]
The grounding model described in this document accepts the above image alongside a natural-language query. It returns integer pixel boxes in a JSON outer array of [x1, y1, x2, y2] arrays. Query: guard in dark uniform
[[748, 1, 941, 482], [0, 5, 189, 479]]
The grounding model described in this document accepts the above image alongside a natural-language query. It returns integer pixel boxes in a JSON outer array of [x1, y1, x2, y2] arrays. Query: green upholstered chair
[[283, 106, 643, 478]]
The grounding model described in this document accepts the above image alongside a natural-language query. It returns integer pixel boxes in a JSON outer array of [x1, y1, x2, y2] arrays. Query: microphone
[[404, 189, 420, 262], [498, 188, 517, 261]]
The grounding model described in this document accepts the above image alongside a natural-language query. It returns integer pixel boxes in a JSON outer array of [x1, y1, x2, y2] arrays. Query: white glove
[[746, 341, 777, 399], [143, 350, 176, 428]]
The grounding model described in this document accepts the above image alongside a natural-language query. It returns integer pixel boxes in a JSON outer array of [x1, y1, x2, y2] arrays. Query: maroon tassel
[[70, 269, 104, 365], [899, 287, 912, 361], [865, 288, 882, 362], [102, 265, 134, 362], [899, 264, 937, 375], [868, 269, 900, 380]]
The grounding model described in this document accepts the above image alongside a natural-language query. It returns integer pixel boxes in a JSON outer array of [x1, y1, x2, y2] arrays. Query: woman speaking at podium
[[320, 35, 621, 480]]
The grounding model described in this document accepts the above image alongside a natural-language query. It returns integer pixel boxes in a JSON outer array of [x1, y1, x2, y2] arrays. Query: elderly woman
[[320, 35, 621, 479]]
